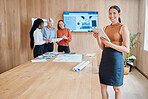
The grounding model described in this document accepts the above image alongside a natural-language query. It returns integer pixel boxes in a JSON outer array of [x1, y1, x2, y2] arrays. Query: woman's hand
[[56, 41, 60, 43], [100, 37, 112, 47], [47, 39, 52, 43], [93, 31, 104, 50], [93, 31, 99, 39], [45, 40, 49, 44], [62, 35, 68, 39]]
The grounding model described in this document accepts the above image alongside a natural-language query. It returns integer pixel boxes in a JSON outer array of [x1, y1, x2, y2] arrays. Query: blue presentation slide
[[63, 12, 98, 32]]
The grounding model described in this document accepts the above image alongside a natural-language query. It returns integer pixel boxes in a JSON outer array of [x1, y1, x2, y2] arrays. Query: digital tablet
[[93, 28, 110, 42]]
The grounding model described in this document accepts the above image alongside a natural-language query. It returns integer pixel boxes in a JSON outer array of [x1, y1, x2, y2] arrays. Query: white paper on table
[[48, 51, 59, 55], [31, 59, 47, 63], [86, 53, 96, 57], [76, 61, 90, 71], [72, 61, 86, 71], [52, 38, 63, 42], [53, 54, 82, 62]]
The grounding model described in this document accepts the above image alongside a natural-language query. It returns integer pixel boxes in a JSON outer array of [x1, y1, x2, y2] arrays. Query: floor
[[107, 68, 148, 99]]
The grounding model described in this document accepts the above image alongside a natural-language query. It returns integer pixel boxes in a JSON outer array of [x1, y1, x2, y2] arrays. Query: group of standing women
[[30, 18, 71, 58]]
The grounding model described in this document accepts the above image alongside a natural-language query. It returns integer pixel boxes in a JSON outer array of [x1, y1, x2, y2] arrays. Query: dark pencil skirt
[[33, 45, 44, 58], [99, 47, 124, 86]]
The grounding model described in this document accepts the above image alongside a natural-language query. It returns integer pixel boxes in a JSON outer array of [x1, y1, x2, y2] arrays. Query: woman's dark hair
[[30, 18, 44, 49], [57, 20, 64, 30], [109, 5, 121, 23]]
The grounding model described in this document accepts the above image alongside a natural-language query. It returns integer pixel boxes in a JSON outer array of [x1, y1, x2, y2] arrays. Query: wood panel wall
[[0, 0, 139, 73], [136, 0, 148, 77]]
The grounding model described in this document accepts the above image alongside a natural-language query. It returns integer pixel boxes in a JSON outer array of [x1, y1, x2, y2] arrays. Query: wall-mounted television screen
[[63, 12, 98, 32]]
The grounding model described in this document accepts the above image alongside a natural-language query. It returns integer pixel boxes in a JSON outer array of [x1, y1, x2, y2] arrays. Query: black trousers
[[58, 45, 70, 53], [44, 42, 53, 53], [33, 45, 44, 58]]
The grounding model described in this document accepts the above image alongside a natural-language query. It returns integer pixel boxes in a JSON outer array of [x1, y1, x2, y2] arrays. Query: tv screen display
[[63, 12, 98, 32]]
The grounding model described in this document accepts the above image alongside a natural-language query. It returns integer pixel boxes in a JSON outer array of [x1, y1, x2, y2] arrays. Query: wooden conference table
[[0, 53, 102, 99]]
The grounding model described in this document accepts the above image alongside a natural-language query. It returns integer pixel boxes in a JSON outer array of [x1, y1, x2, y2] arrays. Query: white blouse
[[33, 28, 45, 45]]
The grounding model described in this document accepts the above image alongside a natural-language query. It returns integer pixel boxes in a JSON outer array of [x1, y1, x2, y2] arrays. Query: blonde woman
[[42, 18, 56, 52]]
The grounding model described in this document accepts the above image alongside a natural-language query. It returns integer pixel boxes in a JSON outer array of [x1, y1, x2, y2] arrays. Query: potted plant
[[124, 32, 141, 75]]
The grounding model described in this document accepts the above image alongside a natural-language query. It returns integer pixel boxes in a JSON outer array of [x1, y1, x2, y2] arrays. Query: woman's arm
[[93, 34, 104, 50], [56, 30, 60, 44], [66, 29, 72, 42], [93, 27, 107, 50], [63, 29, 72, 42], [101, 25, 130, 53], [41, 27, 47, 40], [54, 28, 56, 39]]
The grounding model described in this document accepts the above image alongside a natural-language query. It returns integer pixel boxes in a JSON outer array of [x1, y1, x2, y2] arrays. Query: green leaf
[[127, 61, 134, 66], [128, 55, 136, 59], [124, 32, 141, 65]]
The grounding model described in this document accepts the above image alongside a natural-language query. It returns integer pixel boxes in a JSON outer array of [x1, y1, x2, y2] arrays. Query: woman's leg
[[33, 46, 38, 58], [33, 45, 44, 58], [58, 45, 63, 52], [44, 44, 48, 53], [100, 84, 108, 99], [64, 46, 70, 53], [113, 86, 123, 99], [47, 42, 54, 52], [39, 45, 44, 55]]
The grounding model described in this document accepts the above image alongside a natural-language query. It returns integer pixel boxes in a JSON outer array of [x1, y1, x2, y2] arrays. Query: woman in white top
[[30, 18, 48, 58]]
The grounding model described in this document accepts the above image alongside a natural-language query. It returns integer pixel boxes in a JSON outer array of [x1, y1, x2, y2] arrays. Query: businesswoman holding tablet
[[93, 5, 130, 99]]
